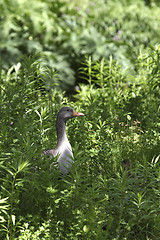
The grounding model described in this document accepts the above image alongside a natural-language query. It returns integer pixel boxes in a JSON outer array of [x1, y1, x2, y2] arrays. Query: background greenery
[[0, 0, 160, 239], [1, 0, 160, 89]]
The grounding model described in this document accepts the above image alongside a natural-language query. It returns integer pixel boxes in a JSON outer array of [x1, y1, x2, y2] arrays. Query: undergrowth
[[1, 0, 160, 89], [0, 46, 160, 239]]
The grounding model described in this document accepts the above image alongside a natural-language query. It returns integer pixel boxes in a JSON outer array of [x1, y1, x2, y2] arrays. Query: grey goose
[[43, 107, 84, 173]]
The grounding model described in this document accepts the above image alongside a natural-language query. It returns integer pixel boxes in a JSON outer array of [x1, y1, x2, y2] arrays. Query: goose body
[[43, 107, 84, 173]]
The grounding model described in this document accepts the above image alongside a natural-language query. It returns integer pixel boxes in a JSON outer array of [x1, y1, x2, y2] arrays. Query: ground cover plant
[[0, 0, 160, 239], [1, 0, 160, 89], [0, 44, 160, 239]]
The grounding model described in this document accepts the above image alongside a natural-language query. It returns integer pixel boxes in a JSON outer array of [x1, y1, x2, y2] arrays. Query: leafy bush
[[0, 44, 160, 239], [1, 0, 160, 89]]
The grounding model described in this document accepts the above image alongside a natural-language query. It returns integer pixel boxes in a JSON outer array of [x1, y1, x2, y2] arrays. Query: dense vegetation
[[1, 0, 160, 89], [0, 0, 160, 239]]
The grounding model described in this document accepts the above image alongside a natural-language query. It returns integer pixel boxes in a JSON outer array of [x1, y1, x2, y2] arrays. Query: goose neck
[[56, 118, 68, 147]]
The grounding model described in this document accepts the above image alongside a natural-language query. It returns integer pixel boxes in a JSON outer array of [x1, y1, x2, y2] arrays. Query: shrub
[[0, 44, 160, 239]]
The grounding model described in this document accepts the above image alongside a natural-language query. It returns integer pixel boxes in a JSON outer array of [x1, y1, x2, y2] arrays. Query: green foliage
[[1, 0, 160, 89], [0, 44, 160, 239]]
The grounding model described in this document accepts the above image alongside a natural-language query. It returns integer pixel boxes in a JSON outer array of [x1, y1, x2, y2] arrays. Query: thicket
[[1, 0, 160, 89], [0, 0, 160, 239], [0, 46, 160, 239]]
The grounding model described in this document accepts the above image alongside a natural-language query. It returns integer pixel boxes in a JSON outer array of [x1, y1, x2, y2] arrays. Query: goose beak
[[73, 110, 84, 117]]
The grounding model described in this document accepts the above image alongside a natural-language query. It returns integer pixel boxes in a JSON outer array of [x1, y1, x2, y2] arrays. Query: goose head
[[57, 107, 84, 122]]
